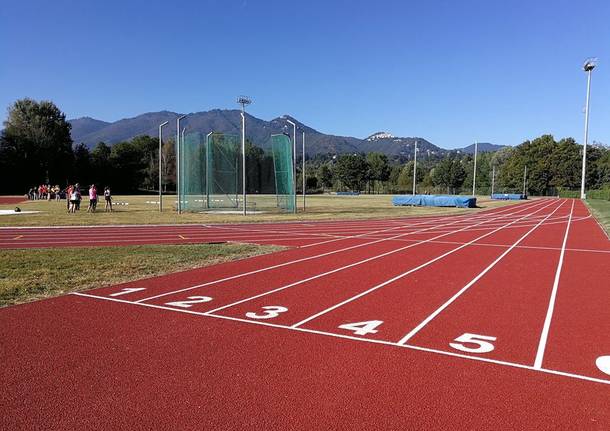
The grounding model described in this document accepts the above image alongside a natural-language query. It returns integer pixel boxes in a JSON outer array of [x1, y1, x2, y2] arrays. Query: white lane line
[[137, 201, 548, 305], [397, 199, 567, 345], [291, 200, 561, 328], [533, 199, 575, 369], [71, 291, 610, 387]]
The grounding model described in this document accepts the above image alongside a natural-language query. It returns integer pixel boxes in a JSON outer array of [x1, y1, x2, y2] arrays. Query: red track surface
[[2, 199, 610, 429], [0, 196, 26, 205]]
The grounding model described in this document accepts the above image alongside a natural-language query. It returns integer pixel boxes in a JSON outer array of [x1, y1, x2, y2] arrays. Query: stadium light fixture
[[286, 119, 297, 213], [158, 121, 169, 212], [176, 115, 187, 214], [472, 141, 478, 196], [581, 58, 596, 199], [412, 140, 418, 195], [237, 96, 252, 215]]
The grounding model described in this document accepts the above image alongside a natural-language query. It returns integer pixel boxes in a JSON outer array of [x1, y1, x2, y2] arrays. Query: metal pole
[[581, 68, 593, 199], [523, 165, 527, 196], [472, 141, 478, 196], [241, 111, 246, 216], [286, 119, 297, 213], [176, 115, 186, 214], [180, 127, 185, 211], [491, 165, 496, 196], [206, 132, 212, 209], [302, 131, 306, 211], [158, 121, 169, 212], [412, 140, 417, 195]]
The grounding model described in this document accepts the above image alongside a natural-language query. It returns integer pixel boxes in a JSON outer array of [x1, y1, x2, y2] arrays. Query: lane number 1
[[109, 288, 146, 297]]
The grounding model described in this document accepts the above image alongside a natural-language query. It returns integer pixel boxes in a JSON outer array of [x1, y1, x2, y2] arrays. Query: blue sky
[[1, 0, 609, 148]]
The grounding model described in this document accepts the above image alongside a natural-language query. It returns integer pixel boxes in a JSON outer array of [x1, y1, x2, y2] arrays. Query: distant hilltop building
[[366, 131, 395, 141]]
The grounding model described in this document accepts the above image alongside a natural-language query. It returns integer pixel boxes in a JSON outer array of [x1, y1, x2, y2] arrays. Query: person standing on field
[[87, 184, 97, 213], [104, 186, 112, 212]]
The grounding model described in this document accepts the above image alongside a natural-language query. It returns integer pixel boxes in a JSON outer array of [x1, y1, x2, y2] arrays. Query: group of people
[[65, 184, 113, 213], [26, 184, 113, 213], [27, 185, 61, 201]]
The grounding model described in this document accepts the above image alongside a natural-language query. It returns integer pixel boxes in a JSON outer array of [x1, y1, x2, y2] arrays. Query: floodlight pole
[[412, 140, 418, 195], [237, 96, 252, 216], [523, 165, 528, 196], [581, 60, 596, 199], [302, 131, 306, 211], [158, 121, 169, 212], [286, 119, 297, 213], [491, 164, 496, 196], [206, 131, 213, 209], [176, 115, 186, 214], [472, 141, 478, 196]]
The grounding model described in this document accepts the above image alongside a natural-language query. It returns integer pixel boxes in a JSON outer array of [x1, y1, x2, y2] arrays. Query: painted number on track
[[449, 333, 496, 354], [596, 356, 610, 376], [245, 306, 288, 320], [338, 320, 383, 336], [109, 288, 146, 297], [165, 296, 213, 308]]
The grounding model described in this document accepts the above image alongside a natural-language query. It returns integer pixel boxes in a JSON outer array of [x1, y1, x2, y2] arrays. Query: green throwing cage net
[[271, 134, 295, 213]]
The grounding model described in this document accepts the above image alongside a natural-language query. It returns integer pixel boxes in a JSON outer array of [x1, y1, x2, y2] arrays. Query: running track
[[2, 198, 610, 429]]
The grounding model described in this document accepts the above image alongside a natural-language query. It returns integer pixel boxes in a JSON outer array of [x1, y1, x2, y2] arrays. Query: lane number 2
[[245, 306, 288, 320], [165, 296, 213, 308], [338, 320, 383, 336], [449, 333, 496, 354]]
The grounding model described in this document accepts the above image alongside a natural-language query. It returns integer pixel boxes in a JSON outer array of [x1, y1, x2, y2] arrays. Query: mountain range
[[68, 110, 505, 158]]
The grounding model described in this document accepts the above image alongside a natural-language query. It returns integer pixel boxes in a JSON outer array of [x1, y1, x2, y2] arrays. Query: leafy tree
[[366, 152, 390, 193], [0, 98, 73, 192], [334, 154, 368, 191], [72, 143, 92, 186], [317, 164, 334, 192]]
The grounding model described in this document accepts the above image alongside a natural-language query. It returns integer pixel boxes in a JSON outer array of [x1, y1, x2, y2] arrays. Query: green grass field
[[0, 243, 282, 307], [0, 194, 520, 227], [586, 199, 610, 236]]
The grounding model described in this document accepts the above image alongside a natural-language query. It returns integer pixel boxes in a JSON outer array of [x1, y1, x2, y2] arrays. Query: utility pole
[[472, 141, 478, 196], [412, 140, 418, 195]]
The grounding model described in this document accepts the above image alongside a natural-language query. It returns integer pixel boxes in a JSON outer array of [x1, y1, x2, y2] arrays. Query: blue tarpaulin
[[392, 195, 477, 208], [491, 193, 526, 200]]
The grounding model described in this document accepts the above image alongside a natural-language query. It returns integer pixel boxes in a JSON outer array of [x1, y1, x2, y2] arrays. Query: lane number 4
[[338, 320, 383, 336], [449, 333, 496, 354]]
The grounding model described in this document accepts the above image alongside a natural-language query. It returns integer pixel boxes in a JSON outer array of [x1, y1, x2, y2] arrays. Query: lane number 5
[[246, 306, 288, 320], [449, 333, 496, 354]]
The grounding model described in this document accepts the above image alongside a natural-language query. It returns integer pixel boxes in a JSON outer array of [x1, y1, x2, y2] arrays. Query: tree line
[[2, 99, 610, 196]]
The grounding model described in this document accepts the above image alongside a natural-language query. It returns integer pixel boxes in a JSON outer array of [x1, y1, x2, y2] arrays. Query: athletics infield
[[1, 198, 609, 429]]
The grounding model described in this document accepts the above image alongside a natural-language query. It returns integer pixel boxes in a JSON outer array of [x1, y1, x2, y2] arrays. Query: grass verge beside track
[[0, 194, 521, 227], [0, 243, 282, 307], [585, 199, 610, 236]]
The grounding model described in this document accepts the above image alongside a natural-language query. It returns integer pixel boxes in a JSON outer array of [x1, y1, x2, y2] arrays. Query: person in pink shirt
[[87, 184, 98, 213]]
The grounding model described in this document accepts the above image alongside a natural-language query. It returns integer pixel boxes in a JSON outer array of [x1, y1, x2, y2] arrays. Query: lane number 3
[[449, 333, 496, 354], [246, 306, 288, 320]]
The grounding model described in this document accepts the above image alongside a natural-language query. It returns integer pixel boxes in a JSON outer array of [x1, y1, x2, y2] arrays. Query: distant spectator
[[87, 185, 97, 213], [104, 186, 112, 212]]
